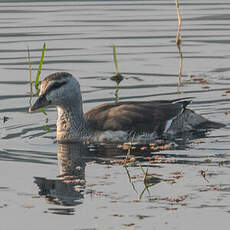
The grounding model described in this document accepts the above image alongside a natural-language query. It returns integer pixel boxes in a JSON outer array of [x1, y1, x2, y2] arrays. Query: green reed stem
[[35, 43, 46, 96], [27, 42, 50, 132], [112, 44, 124, 103], [113, 44, 120, 76]]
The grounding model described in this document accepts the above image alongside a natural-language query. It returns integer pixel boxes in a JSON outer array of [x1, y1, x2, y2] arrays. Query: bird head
[[29, 72, 81, 112]]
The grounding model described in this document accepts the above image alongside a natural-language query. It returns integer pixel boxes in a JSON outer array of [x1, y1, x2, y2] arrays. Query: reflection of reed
[[111, 45, 124, 103], [175, 0, 183, 89], [115, 82, 120, 103]]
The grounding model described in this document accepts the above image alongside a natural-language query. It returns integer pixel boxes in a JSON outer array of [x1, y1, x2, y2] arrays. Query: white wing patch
[[163, 102, 187, 133], [164, 119, 173, 133]]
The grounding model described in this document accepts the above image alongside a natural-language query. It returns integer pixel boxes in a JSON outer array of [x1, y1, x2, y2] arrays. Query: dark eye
[[52, 81, 67, 90], [46, 81, 67, 95]]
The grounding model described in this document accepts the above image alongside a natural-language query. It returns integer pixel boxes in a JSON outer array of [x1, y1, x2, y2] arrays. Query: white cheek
[[39, 85, 46, 96]]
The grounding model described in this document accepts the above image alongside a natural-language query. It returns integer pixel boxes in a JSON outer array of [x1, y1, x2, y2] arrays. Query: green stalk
[[111, 44, 124, 103], [35, 43, 46, 95], [112, 44, 119, 76]]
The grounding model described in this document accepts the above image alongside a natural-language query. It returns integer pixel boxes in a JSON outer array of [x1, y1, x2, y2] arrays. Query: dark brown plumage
[[85, 99, 195, 135]]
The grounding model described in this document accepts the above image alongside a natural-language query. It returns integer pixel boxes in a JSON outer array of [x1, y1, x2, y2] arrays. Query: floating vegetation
[[186, 75, 211, 90], [175, 0, 183, 90], [117, 141, 173, 153], [222, 90, 230, 97], [110, 44, 124, 103], [0, 116, 9, 123], [123, 223, 135, 227], [123, 136, 136, 166], [224, 110, 230, 115], [188, 75, 207, 84], [28, 43, 50, 132], [200, 169, 209, 182]]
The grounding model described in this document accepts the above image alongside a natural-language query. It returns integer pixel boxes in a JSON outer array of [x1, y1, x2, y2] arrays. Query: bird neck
[[56, 102, 88, 142]]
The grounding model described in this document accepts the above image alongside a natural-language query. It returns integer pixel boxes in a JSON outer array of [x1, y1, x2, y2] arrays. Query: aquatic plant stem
[[27, 43, 50, 132], [113, 44, 119, 76], [27, 46, 33, 107], [112, 44, 124, 103], [175, 0, 183, 90], [35, 43, 46, 96]]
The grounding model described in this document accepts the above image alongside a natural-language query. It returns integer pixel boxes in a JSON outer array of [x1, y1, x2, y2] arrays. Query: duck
[[29, 72, 225, 143]]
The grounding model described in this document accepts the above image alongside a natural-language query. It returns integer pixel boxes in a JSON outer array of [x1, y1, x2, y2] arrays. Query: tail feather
[[171, 97, 194, 103], [196, 120, 225, 129], [174, 101, 225, 130], [169, 109, 225, 134], [175, 100, 192, 111]]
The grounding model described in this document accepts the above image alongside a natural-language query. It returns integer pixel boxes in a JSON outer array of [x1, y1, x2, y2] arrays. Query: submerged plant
[[28, 43, 50, 132], [110, 44, 124, 103]]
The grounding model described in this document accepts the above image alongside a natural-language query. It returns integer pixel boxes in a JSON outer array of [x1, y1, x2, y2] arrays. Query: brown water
[[1, 0, 230, 229]]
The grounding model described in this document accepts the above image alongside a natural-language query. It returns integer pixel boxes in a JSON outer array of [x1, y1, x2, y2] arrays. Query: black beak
[[29, 94, 51, 112]]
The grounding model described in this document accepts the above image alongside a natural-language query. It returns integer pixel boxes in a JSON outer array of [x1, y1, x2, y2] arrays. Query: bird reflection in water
[[34, 142, 88, 208], [34, 130, 209, 214]]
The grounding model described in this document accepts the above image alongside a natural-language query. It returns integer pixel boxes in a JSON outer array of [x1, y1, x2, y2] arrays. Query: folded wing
[[84, 101, 187, 134]]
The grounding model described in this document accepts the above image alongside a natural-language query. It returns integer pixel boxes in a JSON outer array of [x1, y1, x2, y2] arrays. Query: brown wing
[[84, 101, 186, 134]]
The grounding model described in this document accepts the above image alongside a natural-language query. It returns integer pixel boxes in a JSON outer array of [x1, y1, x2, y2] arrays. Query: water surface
[[0, 0, 230, 229]]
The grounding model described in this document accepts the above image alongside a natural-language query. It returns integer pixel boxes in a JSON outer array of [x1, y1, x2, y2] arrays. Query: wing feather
[[84, 101, 186, 133]]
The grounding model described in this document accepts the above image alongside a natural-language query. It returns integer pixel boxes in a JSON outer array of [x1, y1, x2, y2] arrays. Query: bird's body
[[29, 72, 225, 143]]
